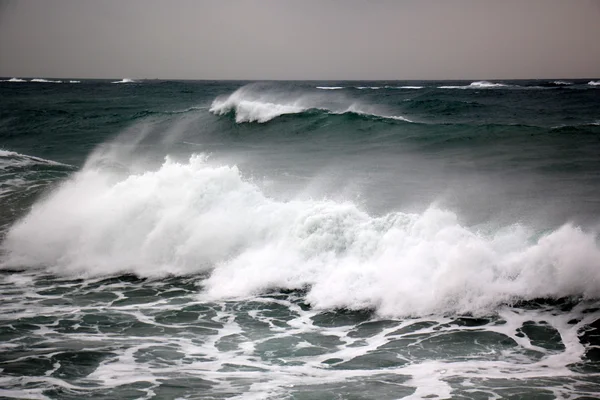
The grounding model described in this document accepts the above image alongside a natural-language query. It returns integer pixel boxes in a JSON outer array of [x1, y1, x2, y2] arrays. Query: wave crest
[[210, 84, 411, 123]]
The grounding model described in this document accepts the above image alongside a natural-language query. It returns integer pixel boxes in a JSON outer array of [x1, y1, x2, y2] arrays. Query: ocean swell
[[2, 154, 600, 317]]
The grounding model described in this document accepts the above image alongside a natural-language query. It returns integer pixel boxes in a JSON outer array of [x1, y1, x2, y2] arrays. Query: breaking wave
[[209, 84, 412, 123], [589, 81, 600, 86], [2, 153, 600, 317]]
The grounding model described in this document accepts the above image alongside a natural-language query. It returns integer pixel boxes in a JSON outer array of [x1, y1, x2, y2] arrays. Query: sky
[[0, 0, 599, 80]]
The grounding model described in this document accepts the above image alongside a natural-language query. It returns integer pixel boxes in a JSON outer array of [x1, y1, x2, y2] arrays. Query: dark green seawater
[[1, 78, 600, 399]]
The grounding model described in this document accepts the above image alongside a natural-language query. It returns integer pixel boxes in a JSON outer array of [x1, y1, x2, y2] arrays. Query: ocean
[[1, 78, 600, 399]]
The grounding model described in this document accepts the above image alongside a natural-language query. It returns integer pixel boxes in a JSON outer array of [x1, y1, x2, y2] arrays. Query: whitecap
[[112, 78, 136, 84], [439, 81, 509, 89], [30, 78, 62, 83]]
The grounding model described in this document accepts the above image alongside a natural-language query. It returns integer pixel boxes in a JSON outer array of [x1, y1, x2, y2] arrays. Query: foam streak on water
[[0, 272, 599, 399]]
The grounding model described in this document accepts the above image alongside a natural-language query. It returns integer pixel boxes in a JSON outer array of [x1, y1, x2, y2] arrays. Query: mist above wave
[[2, 151, 600, 317]]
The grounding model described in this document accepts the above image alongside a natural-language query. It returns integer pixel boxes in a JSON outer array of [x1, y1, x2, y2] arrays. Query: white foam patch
[[112, 78, 135, 84], [30, 78, 62, 83], [553, 81, 572, 86], [316, 86, 344, 90], [2, 154, 600, 317], [440, 81, 509, 89], [588, 80, 600, 86], [209, 85, 412, 123], [2, 78, 26, 83]]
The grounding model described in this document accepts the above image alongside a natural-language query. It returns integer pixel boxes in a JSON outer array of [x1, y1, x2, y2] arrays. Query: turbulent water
[[1, 78, 600, 399]]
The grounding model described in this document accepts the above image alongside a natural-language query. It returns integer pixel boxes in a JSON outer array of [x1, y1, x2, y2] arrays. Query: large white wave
[[2, 154, 600, 317], [210, 85, 412, 123], [588, 81, 600, 86]]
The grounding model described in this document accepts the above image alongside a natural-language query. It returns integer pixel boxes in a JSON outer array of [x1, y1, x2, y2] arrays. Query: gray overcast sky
[[1, 0, 599, 80]]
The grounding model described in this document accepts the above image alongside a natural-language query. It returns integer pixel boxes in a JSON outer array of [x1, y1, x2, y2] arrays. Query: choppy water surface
[[1, 79, 600, 399]]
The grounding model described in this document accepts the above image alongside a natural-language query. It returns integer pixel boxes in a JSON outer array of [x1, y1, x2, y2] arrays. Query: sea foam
[[112, 78, 135, 84], [2, 78, 26, 83], [2, 153, 600, 317], [0, 150, 71, 170], [439, 81, 508, 89], [30, 78, 62, 83]]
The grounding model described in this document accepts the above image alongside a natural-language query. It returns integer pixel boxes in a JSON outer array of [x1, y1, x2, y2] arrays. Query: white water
[[2, 78, 26, 83], [112, 78, 135, 84], [589, 80, 600, 86], [439, 81, 509, 89], [2, 153, 600, 317], [30, 78, 62, 83], [210, 85, 412, 123]]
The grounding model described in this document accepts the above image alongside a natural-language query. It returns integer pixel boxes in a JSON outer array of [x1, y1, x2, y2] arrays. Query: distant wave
[[589, 81, 600, 86], [2, 77, 26, 83], [112, 78, 136, 84], [31, 78, 62, 83], [552, 80, 572, 86], [439, 81, 508, 89], [69, 80, 81, 84], [210, 85, 412, 123], [317, 85, 424, 90]]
